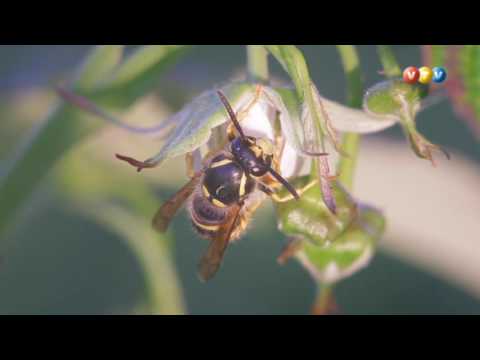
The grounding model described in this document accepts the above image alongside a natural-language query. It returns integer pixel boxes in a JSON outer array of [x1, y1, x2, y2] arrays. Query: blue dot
[[432, 67, 447, 83]]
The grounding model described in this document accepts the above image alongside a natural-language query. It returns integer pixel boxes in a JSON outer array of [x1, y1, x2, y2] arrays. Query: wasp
[[117, 90, 306, 281], [56, 83, 328, 281]]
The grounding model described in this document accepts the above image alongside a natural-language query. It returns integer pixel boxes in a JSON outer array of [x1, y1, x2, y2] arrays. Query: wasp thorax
[[230, 136, 272, 177], [203, 153, 255, 207]]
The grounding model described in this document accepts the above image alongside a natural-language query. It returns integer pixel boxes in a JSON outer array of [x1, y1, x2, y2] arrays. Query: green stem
[[339, 134, 360, 190], [56, 150, 187, 315], [96, 206, 186, 315], [377, 45, 402, 78], [312, 284, 336, 315], [247, 45, 269, 83], [337, 45, 364, 191]]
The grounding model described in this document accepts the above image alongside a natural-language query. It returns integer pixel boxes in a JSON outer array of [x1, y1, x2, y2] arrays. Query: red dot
[[403, 66, 420, 84]]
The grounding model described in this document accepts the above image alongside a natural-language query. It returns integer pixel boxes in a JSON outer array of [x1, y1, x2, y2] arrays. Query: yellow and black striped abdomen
[[190, 193, 228, 239]]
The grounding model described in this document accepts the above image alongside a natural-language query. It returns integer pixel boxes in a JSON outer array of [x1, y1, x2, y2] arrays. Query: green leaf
[[94, 45, 192, 107], [74, 45, 124, 90], [336, 45, 363, 108], [422, 45, 447, 69], [0, 45, 189, 238], [142, 82, 256, 167], [247, 45, 269, 83], [377, 45, 402, 78], [443, 45, 480, 137], [336, 45, 363, 191], [264, 45, 339, 153], [137, 76, 415, 174]]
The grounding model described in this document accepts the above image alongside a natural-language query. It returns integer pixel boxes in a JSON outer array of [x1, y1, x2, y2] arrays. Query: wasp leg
[[185, 152, 195, 178], [326, 174, 340, 182], [270, 179, 318, 203], [277, 238, 303, 265], [257, 183, 274, 196], [272, 110, 285, 160]]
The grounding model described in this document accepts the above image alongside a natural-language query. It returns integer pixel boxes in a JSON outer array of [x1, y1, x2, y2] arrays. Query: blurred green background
[[0, 45, 479, 315]]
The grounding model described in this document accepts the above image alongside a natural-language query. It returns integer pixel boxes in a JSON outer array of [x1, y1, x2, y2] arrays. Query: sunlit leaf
[[141, 82, 257, 167]]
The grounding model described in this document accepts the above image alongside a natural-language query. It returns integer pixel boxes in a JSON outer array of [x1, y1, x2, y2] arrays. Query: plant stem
[[312, 284, 337, 315], [92, 205, 186, 314], [56, 149, 187, 315], [309, 46, 366, 314], [247, 45, 269, 83], [377, 45, 402, 78], [337, 45, 364, 191]]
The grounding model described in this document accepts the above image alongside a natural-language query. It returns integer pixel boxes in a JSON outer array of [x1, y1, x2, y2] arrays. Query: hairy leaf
[[141, 83, 257, 167]]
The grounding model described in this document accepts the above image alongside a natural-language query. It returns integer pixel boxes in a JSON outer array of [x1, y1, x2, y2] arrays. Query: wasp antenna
[[268, 167, 300, 200], [216, 90, 246, 139]]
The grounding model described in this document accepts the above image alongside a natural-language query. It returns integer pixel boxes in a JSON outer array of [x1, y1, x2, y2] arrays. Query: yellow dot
[[418, 66, 433, 84]]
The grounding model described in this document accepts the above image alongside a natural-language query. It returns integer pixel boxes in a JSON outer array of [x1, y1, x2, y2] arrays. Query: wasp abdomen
[[190, 193, 228, 240], [192, 194, 226, 224]]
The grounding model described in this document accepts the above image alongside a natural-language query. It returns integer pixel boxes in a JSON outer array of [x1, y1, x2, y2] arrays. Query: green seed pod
[[363, 79, 449, 165], [296, 204, 385, 284], [275, 176, 357, 246], [274, 175, 385, 284], [363, 79, 429, 117]]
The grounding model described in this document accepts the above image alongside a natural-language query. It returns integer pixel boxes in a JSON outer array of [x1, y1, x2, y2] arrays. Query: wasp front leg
[[260, 179, 318, 203], [185, 152, 195, 179], [277, 237, 303, 265]]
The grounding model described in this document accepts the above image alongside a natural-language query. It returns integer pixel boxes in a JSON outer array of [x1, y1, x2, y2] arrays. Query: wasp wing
[[197, 203, 242, 282], [152, 172, 202, 233]]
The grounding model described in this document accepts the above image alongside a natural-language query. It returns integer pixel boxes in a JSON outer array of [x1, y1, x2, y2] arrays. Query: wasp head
[[230, 136, 273, 177]]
